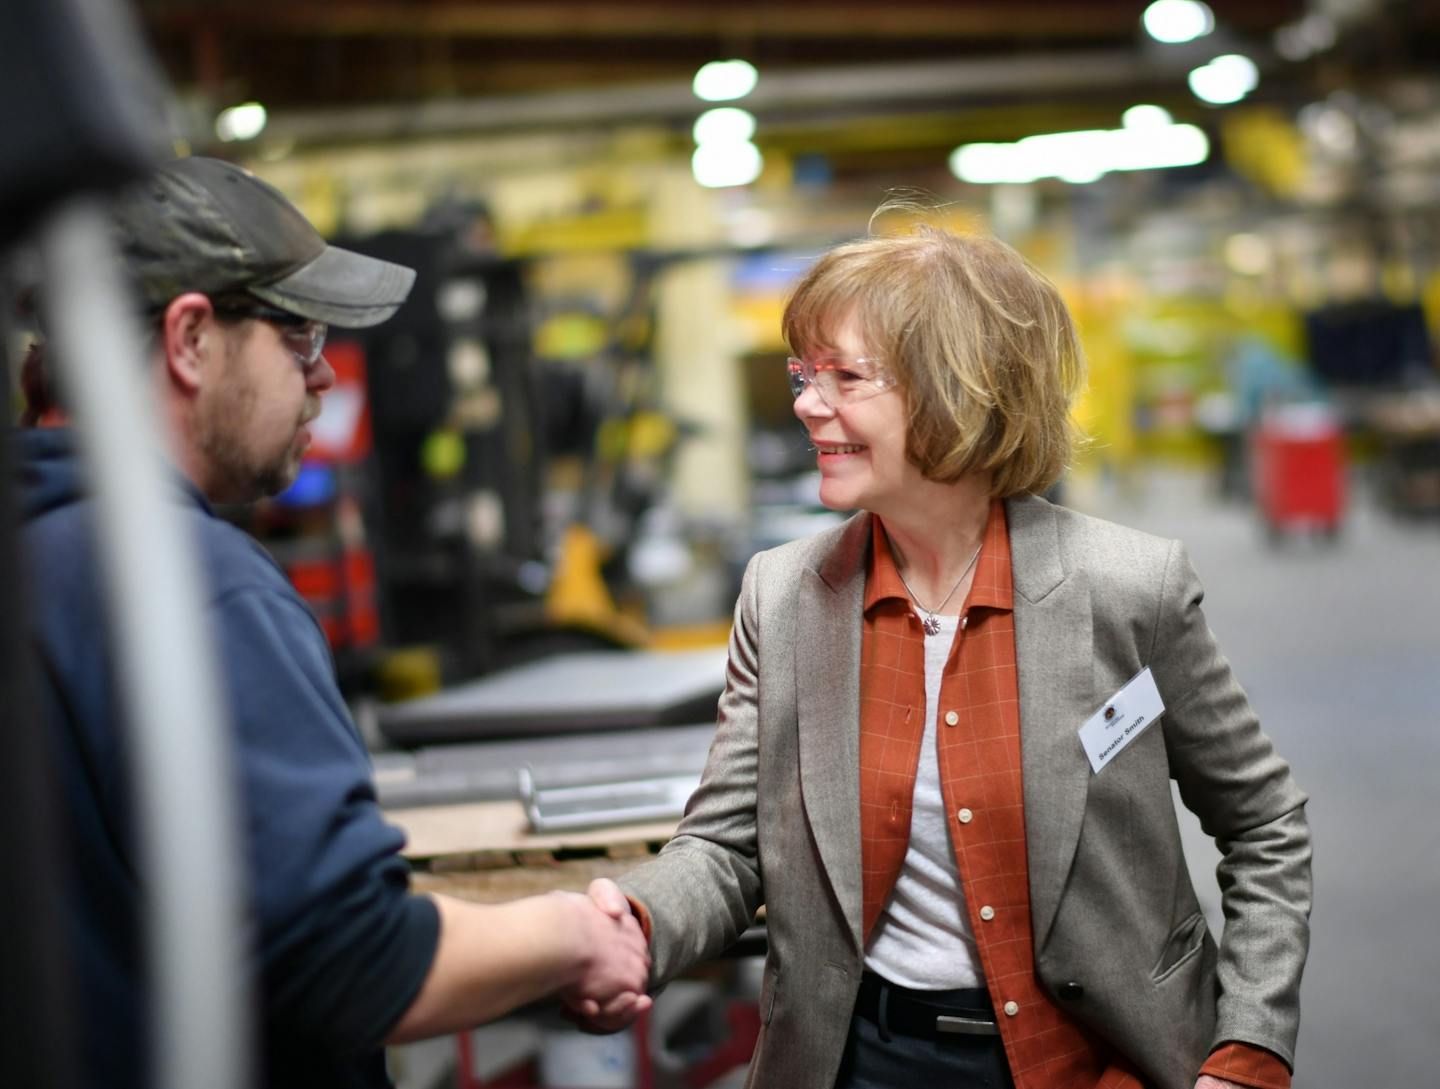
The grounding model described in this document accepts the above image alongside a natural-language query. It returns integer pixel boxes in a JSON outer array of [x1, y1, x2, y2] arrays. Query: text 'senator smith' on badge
[[1078, 667, 1166, 774]]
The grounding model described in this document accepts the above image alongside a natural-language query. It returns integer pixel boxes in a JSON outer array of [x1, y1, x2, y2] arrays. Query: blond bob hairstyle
[[782, 214, 1085, 498]]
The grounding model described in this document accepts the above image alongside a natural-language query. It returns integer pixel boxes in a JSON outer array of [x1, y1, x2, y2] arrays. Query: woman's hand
[[557, 879, 653, 1033]]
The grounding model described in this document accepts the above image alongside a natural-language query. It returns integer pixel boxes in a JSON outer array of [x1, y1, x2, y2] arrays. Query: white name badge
[[1078, 667, 1166, 774]]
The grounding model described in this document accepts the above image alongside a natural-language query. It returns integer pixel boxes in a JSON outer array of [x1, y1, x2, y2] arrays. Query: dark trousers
[[833, 975, 1016, 1089]]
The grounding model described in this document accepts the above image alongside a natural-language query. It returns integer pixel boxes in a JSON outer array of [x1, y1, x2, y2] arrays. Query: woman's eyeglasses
[[786, 354, 896, 406]]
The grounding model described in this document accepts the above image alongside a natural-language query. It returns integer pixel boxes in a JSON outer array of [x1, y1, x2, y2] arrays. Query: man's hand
[[1196, 1077, 1247, 1089], [555, 881, 652, 1033]]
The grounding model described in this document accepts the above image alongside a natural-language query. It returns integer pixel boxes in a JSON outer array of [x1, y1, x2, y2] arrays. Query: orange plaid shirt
[[857, 501, 1290, 1089]]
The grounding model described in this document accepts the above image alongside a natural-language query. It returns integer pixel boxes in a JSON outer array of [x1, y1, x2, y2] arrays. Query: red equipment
[[1252, 403, 1346, 542]]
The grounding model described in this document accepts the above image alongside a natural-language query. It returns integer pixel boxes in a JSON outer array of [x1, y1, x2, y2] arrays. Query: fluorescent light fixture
[[692, 141, 764, 188], [1189, 66, 1242, 105], [692, 59, 759, 102], [1142, 0, 1215, 44], [214, 101, 267, 142], [949, 121, 1209, 185], [1188, 53, 1259, 105], [1058, 160, 1107, 185], [1210, 54, 1259, 92], [1123, 104, 1173, 130], [693, 107, 757, 145]]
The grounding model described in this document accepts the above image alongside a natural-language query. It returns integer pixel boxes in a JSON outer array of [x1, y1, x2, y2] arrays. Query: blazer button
[[1058, 981, 1085, 1000]]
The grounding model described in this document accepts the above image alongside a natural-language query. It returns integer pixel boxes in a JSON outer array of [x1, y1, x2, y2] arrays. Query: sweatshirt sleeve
[[211, 582, 439, 1051]]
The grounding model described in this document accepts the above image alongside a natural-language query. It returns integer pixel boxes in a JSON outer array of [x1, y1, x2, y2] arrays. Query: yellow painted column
[[648, 167, 749, 519]]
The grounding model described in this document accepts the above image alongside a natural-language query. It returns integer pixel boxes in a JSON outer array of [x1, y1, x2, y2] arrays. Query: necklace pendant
[[922, 614, 941, 636]]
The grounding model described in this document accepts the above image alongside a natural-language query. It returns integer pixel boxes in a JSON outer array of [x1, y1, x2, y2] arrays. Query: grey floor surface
[[1074, 468, 1440, 1087]]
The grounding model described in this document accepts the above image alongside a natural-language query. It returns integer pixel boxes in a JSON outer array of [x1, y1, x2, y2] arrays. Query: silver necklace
[[895, 543, 982, 636]]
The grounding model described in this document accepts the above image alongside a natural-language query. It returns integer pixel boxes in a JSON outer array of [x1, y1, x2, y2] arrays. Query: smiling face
[[792, 314, 927, 518], [782, 219, 1085, 500]]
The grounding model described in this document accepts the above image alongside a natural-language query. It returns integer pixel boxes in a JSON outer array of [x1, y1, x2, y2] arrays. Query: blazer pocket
[[1151, 911, 1207, 982]]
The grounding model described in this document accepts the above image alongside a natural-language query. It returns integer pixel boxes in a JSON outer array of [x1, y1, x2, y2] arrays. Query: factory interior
[[3, 2, 1439, 1087]]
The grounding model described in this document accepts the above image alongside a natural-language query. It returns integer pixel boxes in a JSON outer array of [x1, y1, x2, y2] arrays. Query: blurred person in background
[[13, 157, 649, 1089], [580, 205, 1311, 1089]]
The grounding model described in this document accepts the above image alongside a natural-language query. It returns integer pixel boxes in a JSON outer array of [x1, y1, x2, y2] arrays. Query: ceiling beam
[[253, 49, 1189, 147], [140, 1, 1297, 40]]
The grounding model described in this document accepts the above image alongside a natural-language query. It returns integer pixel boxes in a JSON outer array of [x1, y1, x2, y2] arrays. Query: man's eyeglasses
[[786, 354, 897, 407], [212, 300, 328, 372]]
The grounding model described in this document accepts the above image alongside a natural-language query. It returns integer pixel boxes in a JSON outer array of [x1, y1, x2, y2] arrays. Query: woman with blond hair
[[582, 208, 1311, 1089]]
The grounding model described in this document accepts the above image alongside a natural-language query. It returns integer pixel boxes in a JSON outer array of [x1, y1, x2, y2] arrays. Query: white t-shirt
[[862, 612, 984, 989]]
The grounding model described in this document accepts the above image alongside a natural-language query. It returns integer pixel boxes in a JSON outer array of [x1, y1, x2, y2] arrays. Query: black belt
[[854, 972, 1000, 1039]]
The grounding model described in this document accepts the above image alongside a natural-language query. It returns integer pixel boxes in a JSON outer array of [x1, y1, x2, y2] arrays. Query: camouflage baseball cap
[[111, 157, 414, 328]]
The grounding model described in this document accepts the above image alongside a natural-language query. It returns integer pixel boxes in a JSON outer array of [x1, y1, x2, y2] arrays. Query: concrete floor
[[1074, 468, 1440, 1087]]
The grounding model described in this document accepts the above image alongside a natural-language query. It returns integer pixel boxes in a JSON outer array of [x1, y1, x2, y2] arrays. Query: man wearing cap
[[14, 157, 650, 1088]]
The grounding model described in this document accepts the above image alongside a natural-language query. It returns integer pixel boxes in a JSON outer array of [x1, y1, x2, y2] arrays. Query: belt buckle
[[935, 1014, 1000, 1037]]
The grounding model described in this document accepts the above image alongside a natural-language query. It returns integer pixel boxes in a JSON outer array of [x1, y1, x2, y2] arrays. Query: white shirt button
[[1003, 1001, 1019, 1017], [979, 905, 995, 921], [957, 808, 973, 824], [944, 710, 959, 726]]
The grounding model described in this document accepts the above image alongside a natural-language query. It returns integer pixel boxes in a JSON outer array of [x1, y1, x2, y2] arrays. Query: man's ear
[[159, 293, 217, 394]]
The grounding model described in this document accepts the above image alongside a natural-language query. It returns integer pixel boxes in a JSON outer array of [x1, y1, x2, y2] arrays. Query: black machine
[[1303, 300, 1435, 389]]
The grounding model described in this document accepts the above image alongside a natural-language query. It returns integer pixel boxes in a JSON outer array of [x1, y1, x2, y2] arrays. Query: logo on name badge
[[1104, 706, 1116, 722]]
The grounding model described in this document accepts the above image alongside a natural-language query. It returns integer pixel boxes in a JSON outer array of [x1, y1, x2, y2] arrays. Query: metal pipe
[[259, 50, 1158, 146]]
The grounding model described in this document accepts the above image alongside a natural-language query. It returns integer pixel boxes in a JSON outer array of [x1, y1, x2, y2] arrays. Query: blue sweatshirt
[[16, 429, 439, 1089]]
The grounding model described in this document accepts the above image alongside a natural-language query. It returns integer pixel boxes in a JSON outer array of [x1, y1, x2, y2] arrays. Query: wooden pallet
[[388, 799, 676, 903]]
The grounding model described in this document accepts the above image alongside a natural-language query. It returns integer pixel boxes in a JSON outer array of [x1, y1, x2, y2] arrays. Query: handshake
[[554, 878, 654, 1033]]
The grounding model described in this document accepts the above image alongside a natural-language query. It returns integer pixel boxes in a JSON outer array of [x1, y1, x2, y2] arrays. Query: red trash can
[[1251, 403, 1346, 542]]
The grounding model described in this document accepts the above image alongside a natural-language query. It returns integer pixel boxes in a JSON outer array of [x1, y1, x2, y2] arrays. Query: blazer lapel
[[1008, 496, 1095, 951], [795, 513, 869, 952]]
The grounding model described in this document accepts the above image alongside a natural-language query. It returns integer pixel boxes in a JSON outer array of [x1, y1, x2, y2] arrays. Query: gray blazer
[[621, 495, 1311, 1089]]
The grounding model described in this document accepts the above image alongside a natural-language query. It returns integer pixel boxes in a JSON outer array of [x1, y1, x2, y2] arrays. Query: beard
[[196, 411, 304, 502], [194, 337, 312, 503]]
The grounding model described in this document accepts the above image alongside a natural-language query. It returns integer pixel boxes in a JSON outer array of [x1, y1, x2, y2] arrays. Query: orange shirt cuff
[[1200, 1042, 1292, 1089], [624, 894, 654, 944]]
